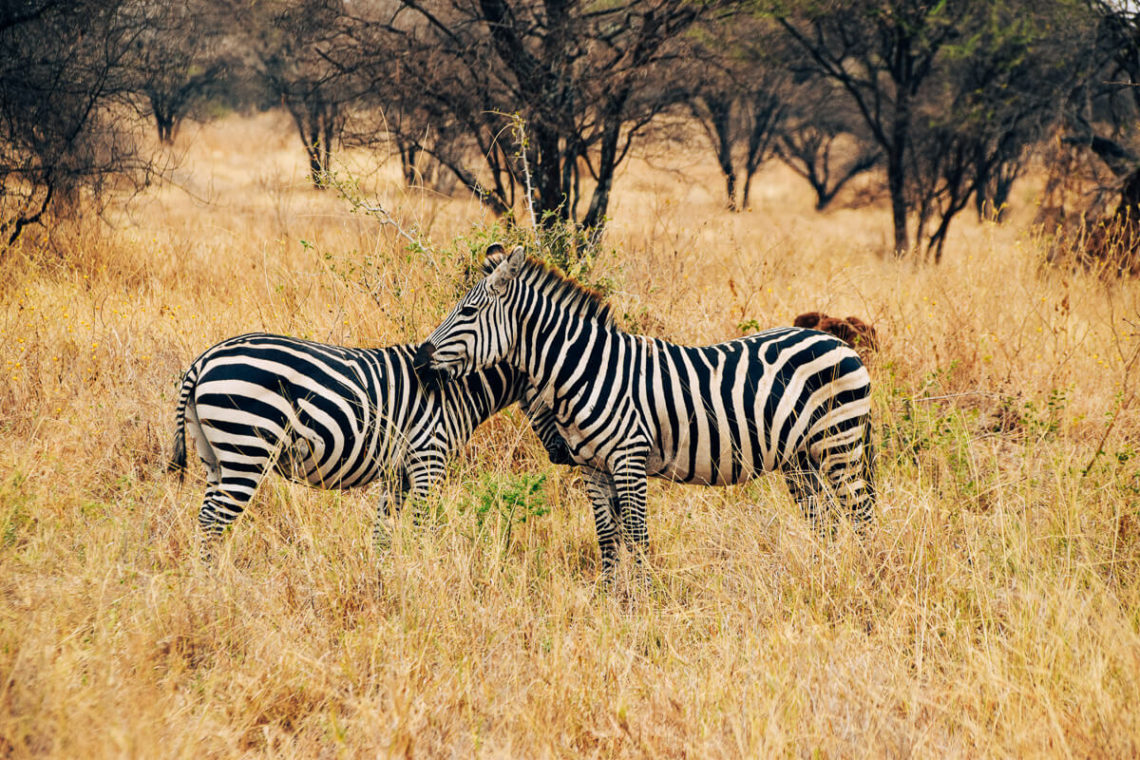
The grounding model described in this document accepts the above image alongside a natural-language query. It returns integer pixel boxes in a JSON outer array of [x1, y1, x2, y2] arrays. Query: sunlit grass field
[[1, 111, 1138, 757]]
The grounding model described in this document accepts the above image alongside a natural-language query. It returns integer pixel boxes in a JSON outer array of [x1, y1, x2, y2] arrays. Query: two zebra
[[174, 244, 874, 575]]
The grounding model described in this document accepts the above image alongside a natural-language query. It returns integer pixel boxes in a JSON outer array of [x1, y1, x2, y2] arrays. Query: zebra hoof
[[372, 525, 393, 555]]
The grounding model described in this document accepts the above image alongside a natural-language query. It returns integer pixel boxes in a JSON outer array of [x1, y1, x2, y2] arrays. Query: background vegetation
[[6, 0, 1140, 261], [1, 0, 1140, 756], [0, 108, 1138, 757]]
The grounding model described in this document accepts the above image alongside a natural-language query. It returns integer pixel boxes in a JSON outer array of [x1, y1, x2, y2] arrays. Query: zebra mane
[[517, 255, 614, 326]]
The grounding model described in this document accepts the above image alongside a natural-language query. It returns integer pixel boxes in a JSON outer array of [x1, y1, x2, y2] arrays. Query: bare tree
[[124, 0, 233, 144], [776, 78, 881, 211], [228, 0, 363, 188], [686, 17, 790, 212], [342, 0, 709, 229], [690, 85, 787, 212], [0, 0, 160, 250]]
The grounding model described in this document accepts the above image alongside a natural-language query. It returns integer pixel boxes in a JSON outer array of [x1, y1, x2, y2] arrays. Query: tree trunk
[[887, 125, 909, 255], [742, 168, 758, 212], [718, 124, 738, 212], [887, 29, 915, 257], [584, 122, 621, 229], [322, 113, 334, 183], [724, 170, 738, 212], [702, 97, 738, 211], [534, 125, 567, 224], [583, 90, 630, 230], [991, 176, 1013, 222], [560, 148, 577, 221], [293, 100, 335, 189], [149, 94, 177, 145], [155, 112, 175, 144], [974, 161, 991, 220], [307, 126, 324, 188], [929, 221, 950, 264], [400, 141, 420, 186]]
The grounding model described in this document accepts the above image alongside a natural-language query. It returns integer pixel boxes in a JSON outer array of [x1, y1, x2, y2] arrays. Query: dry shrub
[[1039, 155, 1140, 277]]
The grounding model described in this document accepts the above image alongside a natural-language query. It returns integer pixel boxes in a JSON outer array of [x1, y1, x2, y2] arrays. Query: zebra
[[170, 331, 569, 561], [414, 244, 875, 578]]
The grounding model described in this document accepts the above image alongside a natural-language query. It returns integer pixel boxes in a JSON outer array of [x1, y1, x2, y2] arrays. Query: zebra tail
[[169, 364, 199, 483]]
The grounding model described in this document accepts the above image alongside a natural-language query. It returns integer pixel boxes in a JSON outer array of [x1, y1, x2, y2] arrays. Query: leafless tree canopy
[[0, 0, 160, 248], [331, 0, 709, 228], [124, 1, 234, 144], [685, 15, 791, 212], [3, 0, 1140, 259]]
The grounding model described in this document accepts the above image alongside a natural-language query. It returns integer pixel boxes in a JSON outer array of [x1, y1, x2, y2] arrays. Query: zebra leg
[[610, 449, 650, 565], [793, 420, 875, 532], [370, 454, 446, 553], [519, 390, 574, 465], [369, 461, 415, 554], [198, 478, 258, 563], [784, 450, 826, 530], [583, 468, 622, 579], [402, 454, 445, 527], [373, 487, 398, 554], [187, 408, 265, 563], [371, 453, 443, 555], [820, 421, 876, 528]]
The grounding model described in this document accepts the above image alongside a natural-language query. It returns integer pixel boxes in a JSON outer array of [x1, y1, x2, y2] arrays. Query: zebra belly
[[274, 423, 394, 489], [643, 391, 766, 485], [271, 433, 321, 483], [556, 397, 765, 486], [559, 417, 761, 487], [646, 449, 761, 486]]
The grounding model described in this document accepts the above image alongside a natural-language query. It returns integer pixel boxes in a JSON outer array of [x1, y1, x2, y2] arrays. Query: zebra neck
[[445, 364, 524, 442], [520, 311, 628, 411]]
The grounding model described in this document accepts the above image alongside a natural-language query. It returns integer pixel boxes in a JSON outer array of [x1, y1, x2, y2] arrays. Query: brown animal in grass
[[794, 312, 879, 354]]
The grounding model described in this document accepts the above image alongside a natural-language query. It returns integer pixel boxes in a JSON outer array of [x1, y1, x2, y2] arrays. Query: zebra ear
[[486, 245, 525, 295], [481, 243, 506, 276]]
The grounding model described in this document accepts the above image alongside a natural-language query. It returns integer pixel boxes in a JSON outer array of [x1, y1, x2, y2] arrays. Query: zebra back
[[175, 332, 557, 489]]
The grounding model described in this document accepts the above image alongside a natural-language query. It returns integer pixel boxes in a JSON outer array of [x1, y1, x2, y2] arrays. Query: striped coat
[[171, 332, 567, 559], [416, 245, 874, 576]]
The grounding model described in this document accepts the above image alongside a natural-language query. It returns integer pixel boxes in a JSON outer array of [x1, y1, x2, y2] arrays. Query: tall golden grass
[[1, 110, 1138, 757]]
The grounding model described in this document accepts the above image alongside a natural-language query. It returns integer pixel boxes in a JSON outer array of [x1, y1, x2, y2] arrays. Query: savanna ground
[[1, 111, 1139, 757]]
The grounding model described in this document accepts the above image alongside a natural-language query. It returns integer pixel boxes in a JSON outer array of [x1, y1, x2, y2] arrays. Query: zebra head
[[414, 243, 527, 383]]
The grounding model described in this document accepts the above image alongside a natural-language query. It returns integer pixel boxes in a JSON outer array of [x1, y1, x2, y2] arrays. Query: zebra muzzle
[[413, 342, 448, 386], [413, 341, 436, 371]]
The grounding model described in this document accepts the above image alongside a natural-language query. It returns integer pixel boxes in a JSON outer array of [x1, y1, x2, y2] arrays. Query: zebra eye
[[459, 304, 479, 318]]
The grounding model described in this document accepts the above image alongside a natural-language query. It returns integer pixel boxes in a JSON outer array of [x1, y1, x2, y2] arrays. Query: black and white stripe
[[416, 245, 875, 577], [171, 332, 567, 560]]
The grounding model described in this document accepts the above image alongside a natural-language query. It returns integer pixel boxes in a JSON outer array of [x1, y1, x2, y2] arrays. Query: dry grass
[[1, 110, 1139, 757]]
